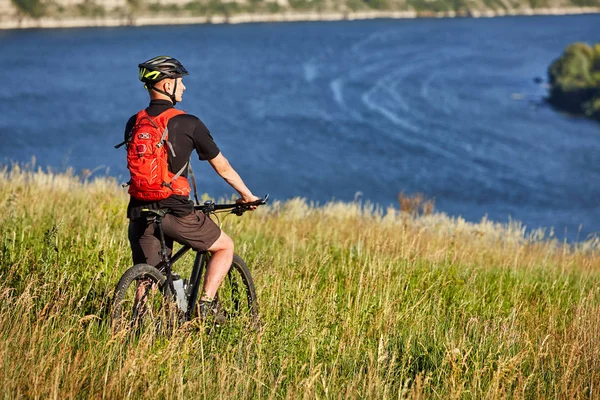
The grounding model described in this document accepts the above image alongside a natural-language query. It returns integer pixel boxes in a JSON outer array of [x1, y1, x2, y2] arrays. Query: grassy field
[[1, 165, 599, 398]]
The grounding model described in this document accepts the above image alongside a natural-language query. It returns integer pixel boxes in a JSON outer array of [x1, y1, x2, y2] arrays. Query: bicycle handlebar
[[195, 194, 269, 216]]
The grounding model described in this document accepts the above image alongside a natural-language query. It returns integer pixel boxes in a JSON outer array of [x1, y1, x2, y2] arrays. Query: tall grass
[[1, 165, 599, 398]]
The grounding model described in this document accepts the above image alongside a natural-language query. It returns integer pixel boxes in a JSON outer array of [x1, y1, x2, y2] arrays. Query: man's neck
[[149, 94, 173, 104], [150, 99, 173, 105]]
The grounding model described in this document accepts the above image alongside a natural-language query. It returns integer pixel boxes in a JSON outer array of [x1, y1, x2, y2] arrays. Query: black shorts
[[128, 210, 222, 266]]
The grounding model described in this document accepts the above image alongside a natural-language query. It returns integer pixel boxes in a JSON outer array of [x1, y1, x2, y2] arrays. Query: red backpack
[[120, 108, 191, 201]]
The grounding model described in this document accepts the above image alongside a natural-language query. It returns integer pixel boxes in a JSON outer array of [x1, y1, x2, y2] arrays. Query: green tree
[[548, 42, 600, 121], [127, 0, 143, 14], [364, 0, 388, 9], [78, 0, 106, 17], [184, 1, 207, 15], [11, 0, 45, 18]]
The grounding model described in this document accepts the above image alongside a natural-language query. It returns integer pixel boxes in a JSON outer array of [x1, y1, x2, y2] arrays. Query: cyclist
[[122, 55, 260, 319]]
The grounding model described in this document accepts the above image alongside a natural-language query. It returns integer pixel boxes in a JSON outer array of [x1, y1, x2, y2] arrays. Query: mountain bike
[[111, 195, 268, 334]]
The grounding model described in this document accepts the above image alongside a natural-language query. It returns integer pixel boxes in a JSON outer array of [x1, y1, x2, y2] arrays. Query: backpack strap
[[187, 161, 200, 205], [165, 137, 177, 158], [155, 108, 185, 156], [172, 161, 188, 181], [156, 126, 168, 149], [162, 160, 188, 191]]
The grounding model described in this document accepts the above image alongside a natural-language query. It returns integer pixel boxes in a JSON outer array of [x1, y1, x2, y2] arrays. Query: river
[[1, 14, 599, 241]]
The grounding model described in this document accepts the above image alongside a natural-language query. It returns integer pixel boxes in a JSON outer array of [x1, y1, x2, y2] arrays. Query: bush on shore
[[11, 0, 45, 18], [547, 42, 600, 121]]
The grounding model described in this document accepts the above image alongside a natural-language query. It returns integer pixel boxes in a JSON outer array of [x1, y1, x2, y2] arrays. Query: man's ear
[[161, 80, 172, 93]]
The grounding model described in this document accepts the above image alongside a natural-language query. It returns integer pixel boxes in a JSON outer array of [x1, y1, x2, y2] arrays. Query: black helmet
[[138, 56, 189, 83]]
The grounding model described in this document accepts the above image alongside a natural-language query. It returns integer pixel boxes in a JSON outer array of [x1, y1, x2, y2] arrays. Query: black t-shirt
[[123, 100, 220, 219]]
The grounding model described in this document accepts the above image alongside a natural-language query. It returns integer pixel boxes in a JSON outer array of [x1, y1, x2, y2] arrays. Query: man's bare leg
[[200, 231, 234, 301]]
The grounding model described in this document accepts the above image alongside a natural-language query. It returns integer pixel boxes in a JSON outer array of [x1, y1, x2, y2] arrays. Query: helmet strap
[[149, 80, 178, 105], [172, 79, 179, 105]]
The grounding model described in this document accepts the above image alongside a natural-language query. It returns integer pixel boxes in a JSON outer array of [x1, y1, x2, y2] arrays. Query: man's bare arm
[[208, 152, 259, 202]]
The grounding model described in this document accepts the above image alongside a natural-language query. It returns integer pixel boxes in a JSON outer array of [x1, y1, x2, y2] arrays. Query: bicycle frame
[[154, 239, 210, 322], [143, 195, 268, 321], [186, 251, 208, 321]]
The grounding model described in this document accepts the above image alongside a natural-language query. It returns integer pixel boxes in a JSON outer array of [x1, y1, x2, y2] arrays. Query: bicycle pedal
[[159, 269, 181, 281], [156, 265, 180, 280], [199, 300, 227, 325]]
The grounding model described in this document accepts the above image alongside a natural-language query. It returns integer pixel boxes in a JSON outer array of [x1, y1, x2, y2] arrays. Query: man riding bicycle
[[122, 55, 260, 319]]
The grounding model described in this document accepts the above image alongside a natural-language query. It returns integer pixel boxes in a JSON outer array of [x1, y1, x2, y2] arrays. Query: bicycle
[[111, 195, 268, 334]]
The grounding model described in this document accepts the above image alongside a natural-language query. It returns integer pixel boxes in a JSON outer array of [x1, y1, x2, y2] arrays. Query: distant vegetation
[[8, 0, 600, 19], [547, 42, 600, 122], [11, 0, 45, 18]]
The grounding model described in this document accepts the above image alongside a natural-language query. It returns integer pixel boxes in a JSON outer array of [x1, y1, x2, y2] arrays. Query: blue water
[[1, 15, 599, 241]]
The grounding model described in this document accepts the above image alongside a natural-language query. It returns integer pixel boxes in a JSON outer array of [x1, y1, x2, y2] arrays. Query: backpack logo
[[138, 132, 152, 140]]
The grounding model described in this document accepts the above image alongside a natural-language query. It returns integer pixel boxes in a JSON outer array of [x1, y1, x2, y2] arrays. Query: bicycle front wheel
[[214, 254, 259, 326], [111, 263, 174, 334]]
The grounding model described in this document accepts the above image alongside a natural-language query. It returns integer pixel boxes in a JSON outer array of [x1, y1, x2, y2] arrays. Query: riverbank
[[1, 6, 599, 29]]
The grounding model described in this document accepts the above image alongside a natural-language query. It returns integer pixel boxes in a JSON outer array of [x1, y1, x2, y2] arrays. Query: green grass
[[1, 165, 599, 398]]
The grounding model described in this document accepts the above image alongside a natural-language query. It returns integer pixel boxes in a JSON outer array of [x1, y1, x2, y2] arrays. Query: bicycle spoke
[[229, 269, 240, 314]]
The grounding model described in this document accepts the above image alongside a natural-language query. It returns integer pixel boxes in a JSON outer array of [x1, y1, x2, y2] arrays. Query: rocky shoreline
[[1, 7, 599, 30]]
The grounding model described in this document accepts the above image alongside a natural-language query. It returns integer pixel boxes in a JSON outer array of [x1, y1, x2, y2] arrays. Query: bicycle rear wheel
[[213, 254, 259, 327], [111, 263, 175, 334]]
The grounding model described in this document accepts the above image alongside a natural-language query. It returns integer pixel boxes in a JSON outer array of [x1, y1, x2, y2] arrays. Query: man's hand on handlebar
[[236, 194, 262, 211]]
